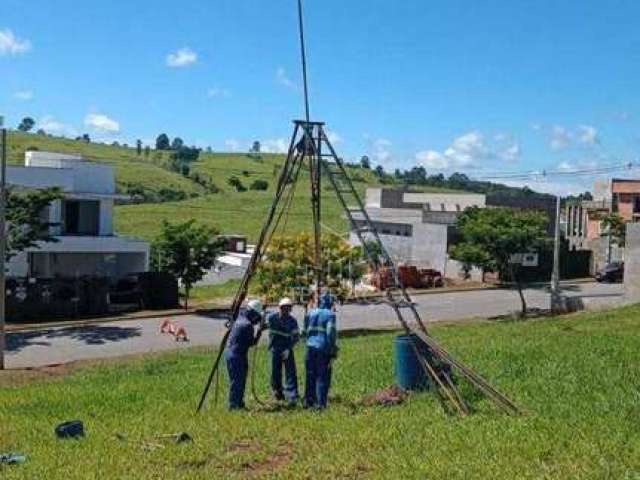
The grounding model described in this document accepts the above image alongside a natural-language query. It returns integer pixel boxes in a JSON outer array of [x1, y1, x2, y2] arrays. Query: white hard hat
[[247, 299, 263, 314], [279, 297, 293, 307]]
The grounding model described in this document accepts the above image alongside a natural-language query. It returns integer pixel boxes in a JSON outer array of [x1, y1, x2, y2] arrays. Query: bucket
[[394, 335, 430, 391]]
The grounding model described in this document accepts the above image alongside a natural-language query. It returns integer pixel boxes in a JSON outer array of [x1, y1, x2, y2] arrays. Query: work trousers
[[225, 353, 249, 410], [304, 347, 332, 409], [270, 349, 299, 401]]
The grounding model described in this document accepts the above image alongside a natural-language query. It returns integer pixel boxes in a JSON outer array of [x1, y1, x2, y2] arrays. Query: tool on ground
[[55, 420, 85, 439], [0, 453, 26, 465], [196, 0, 522, 417]]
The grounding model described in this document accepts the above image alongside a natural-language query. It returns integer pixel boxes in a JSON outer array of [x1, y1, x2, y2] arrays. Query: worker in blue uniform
[[266, 297, 300, 403], [224, 299, 265, 410], [303, 292, 338, 409]]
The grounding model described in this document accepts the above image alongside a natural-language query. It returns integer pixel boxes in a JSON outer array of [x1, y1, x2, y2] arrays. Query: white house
[[350, 188, 486, 279], [6, 151, 150, 280]]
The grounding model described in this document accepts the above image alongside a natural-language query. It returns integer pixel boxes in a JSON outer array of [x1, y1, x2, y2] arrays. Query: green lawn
[[2, 305, 639, 478]]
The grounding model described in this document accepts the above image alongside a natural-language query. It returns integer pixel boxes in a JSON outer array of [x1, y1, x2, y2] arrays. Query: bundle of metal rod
[[412, 330, 523, 415]]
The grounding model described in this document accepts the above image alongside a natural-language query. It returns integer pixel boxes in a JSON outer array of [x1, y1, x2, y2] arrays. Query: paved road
[[5, 282, 625, 368]]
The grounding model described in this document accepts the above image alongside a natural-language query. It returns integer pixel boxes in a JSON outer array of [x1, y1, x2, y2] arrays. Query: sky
[[2, 0, 640, 195]]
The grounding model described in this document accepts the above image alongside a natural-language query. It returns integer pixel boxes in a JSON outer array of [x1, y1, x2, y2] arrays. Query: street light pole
[[551, 194, 562, 313], [0, 120, 7, 369]]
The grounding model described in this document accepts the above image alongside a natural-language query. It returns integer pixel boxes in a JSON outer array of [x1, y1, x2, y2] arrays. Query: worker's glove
[[282, 349, 290, 361]]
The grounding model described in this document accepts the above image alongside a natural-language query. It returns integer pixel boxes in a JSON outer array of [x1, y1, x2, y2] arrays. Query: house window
[[634, 196, 640, 214], [441, 203, 446, 211], [63, 200, 100, 236]]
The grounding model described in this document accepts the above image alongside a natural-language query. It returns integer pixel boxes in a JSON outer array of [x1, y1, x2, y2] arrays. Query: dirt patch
[[227, 440, 262, 454], [224, 440, 294, 477], [361, 385, 409, 407], [0, 362, 77, 387]]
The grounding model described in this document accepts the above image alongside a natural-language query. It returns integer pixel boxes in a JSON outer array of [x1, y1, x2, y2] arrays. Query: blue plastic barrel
[[394, 335, 430, 390]]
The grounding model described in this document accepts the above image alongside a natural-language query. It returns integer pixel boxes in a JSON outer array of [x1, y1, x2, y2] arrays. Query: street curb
[[6, 308, 197, 333]]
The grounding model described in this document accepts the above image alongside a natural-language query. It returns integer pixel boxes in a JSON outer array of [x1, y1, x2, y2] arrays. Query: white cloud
[[498, 142, 521, 163], [576, 125, 599, 146], [13, 90, 33, 101], [262, 138, 288, 154], [39, 115, 77, 137], [442, 130, 489, 167], [549, 125, 570, 151], [276, 67, 296, 89], [536, 123, 601, 151], [84, 113, 120, 133], [557, 161, 575, 171], [416, 130, 521, 171], [416, 150, 449, 169], [372, 138, 392, 163], [207, 87, 230, 98], [224, 139, 241, 152], [166, 47, 197, 68], [325, 129, 342, 145], [0, 29, 31, 56]]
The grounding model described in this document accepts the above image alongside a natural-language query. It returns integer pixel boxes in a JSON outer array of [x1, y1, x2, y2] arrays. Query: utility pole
[[0, 118, 7, 369], [550, 194, 562, 313]]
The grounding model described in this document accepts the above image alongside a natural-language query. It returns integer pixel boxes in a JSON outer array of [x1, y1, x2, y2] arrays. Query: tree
[[5, 187, 63, 260], [450, 207, 549, 316], [144, 145, 150, 158], [171, 137, 184, 150], [81, 133, 91, 143], [250, 141, 261, 154], [17, 117, 36, 132], [374, 165, 385, 178], [601, 213, 626, 248], [152, 220, 224, 309], [156, 133, 170, 150], [36, 129, 46, 136], [227, 176, 246, 192], [360, 155, 371, 169], [136, 139, 143, 156], [249, 179, 269, 191], [254, 233, 365, 302], [448, 172, 470, 189], [169, 146, 200, 174]]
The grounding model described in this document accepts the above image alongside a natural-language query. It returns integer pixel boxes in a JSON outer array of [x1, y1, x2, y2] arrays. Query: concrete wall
[[14, 151, 115, 195], [403, 192, 486, 211], [625, 223, 640, 302]]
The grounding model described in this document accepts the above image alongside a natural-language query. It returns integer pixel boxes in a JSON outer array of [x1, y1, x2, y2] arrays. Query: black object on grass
[[55, 420, 85, 439]]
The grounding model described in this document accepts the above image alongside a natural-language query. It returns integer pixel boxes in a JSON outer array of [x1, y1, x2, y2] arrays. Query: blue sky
[[2, 0, 640, 194]]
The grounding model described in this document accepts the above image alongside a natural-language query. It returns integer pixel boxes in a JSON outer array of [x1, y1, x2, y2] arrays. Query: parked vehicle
[[595, 262, 624, 283]]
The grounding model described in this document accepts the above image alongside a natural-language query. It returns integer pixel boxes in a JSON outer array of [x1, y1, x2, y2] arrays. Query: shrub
[[228, 176, 247, 192], [249, 179, 269, 191]]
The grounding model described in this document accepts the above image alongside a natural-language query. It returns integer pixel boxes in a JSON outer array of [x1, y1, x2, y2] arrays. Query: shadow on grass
[[7, 325, 142, 353]]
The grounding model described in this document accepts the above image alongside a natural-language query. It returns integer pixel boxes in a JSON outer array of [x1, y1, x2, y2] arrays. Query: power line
[[475, 161, 636, 181]]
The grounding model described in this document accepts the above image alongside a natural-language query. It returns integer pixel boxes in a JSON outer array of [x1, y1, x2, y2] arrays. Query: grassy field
[[2, 305, 639, 479]]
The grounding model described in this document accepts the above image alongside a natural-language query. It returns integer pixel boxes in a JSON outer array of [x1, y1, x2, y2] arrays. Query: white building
[[350, 188, 486, 279], [6, 151, 149, 280]]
